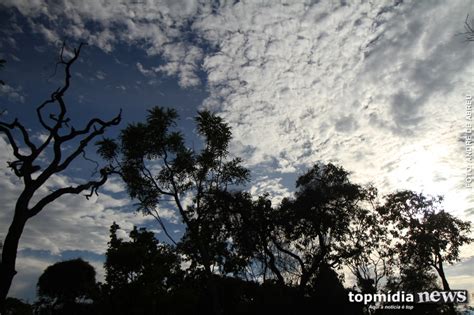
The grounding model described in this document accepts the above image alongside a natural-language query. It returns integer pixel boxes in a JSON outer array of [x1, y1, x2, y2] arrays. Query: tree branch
[[56, 111, 122, 173], [60, 112, 122, 143], [28, 167, 110, 218], [147, 207, 177, 245], [140, 163, 174, 197], [0, 124, 25, 160], [271, 237, 306, 276], [36, 43, 85, 136]]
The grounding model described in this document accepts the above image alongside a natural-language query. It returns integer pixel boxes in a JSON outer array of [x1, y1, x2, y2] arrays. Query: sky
[[0, 0, 473, 302]]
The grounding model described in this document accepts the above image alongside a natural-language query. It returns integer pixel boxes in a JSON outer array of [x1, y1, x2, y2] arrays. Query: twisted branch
[[0, 42, 121, 217]]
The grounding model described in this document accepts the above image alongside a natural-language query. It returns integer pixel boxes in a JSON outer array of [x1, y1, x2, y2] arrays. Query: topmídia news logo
[[348, 290, 469, 305]]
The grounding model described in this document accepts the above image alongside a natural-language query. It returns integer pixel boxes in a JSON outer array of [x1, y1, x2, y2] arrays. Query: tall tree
[[96, 107, 249, 314], [273, 163, 373, 294], [0, 44, 121, 311], [36, 258, 98, 315], [345, 187, 392, 294], [221, 192, 286, 284], [102, 223, 182, 314], [378, 191, 473, 291], [224, 163, 375, 296]]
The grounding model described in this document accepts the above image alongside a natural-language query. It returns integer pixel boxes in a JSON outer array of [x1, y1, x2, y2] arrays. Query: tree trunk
[[436, 258, 450, 291], [196, 234, 221, 315], [436, 257, 456, 315], [264, 246, 285, 286], [0, 206, 28, 313], [204, 264, 222, 315], [299, 243, 326, 294]]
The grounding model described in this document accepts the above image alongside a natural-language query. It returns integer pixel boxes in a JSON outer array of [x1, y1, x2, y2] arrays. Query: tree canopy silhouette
[[36, 258, 98, 315], [96, 107, 249, 314], [4, 297, 32, 315], [92, 106, 474, 314], [276, 164, 374, 293], [101, 223, 183, 314], [378, 191, 472, 291]]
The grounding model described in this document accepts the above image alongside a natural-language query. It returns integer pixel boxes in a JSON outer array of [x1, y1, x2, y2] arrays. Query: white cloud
[[95, 70, 106, 80], [156, 42, 203, 88], [101, 176, 126, 194], [0, 83, 25, 103], [445, 254, 474, 305], [135, 42, 203, 88], [249, 176, 291, 205], [189, 1, 474, 220], [2, 0, 208, 87], [9, 55, 21, 62], [136, 62, 154, 77], [33, 23, 60, 43], [8, 254, 55, 301]]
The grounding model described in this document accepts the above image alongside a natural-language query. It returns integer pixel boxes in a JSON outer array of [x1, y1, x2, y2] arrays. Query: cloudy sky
[[0, 0, 473, 302]]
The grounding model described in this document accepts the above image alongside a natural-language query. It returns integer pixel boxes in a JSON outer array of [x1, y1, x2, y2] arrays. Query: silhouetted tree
[[377, 191, 472, 315], [273, 163, 373, 294], [310, 263, 357, 313], [215, 163, 373, 314], [345, 187, 392, 294], [96, 108, 249, 314], [35, 258, 98, 315], [4, 297, 32, 315], [0, 44, 121, 312], [385, 264, 440, 293], [101, 223, 183, 314], [219, 192, 286, 284], [348, 246, 391, 295], [91, 106, 472, 314], [382, 265, 448, 315], [378, 191, 472, 291]]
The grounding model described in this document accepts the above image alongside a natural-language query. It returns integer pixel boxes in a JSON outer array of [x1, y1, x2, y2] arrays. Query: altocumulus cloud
[[195, 0, 473, 219], [1, 0, 473, 298], [0, 83, 25, 103], [1, 0, 206, 87]]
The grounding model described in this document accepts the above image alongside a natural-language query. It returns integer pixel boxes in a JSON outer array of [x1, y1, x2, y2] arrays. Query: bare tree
[[0, 43, 121, 312], [458, 14, 474, 42]]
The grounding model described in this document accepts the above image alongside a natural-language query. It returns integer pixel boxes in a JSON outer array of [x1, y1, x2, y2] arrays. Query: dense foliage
[[30, 108, 472, 315]]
